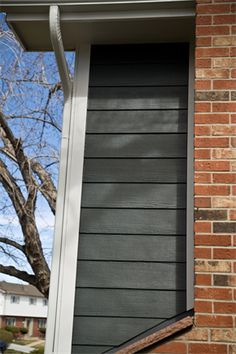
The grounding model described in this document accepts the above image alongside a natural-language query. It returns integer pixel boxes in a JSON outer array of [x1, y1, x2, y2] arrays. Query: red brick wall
[[147, 1, 236, 353]]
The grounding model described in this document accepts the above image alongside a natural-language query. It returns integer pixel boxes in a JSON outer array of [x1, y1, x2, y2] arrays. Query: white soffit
[[1, 0, 195, 50]]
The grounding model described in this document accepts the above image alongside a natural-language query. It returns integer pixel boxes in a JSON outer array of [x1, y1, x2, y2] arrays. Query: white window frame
[[6, 317, 16, 326], [29, 297, 37, 305], [10, 295, 20, 304], [45, 13, 195, 354]]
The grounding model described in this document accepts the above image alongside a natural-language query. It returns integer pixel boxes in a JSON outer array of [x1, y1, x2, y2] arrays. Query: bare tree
[[0, 17, 73, 297]]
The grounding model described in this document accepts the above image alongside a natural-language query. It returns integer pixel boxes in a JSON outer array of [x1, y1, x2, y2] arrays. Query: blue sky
[[0, 13, 74, 284]]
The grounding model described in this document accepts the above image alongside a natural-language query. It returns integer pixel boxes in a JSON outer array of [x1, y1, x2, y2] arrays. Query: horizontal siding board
[[72, 317, 163, 345], [72, 346, 112, 354], [83, 159, 187, 183], [91, 44, 189, 64], [74, 288, 186, 318], [81, 183, 186, 209], [89, 63, 188, 86], [86, 110, 187, 134], [88, 87, 188, 110], [85, 134, 187, 158], [78, 235, 186, 262], [76, 261, 186, 290], [80, 209, 186, 235]]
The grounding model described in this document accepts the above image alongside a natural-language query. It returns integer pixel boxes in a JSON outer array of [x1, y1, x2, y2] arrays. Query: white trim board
[[45, 44, 91, 354]]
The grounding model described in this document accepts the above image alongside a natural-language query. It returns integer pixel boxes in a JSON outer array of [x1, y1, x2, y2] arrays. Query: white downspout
[[45, 5, 73, 354]]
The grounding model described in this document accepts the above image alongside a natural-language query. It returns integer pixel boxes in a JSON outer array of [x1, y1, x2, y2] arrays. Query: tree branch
[[0, 264, 38, 289], [0, 237, 25, 253], [31, 160, 57, 214]]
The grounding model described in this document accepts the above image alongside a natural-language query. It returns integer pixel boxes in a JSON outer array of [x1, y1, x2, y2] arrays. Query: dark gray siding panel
[[80, 209, 186, 235], [88, 86, 188, 110], [86, 110, 187, 133], [72, 346, 112, 354], [78, 235, 186, 262], [83, 159, 187, 183], [73, 317, 163, 346], [76, 261, 186, 290], [85, 134, 187, 158], [89, 63, 188, 86], [74, 289, 186, 318], [81, 184, 186, 209], [90, 44, 189, 64], [72, 43, 188, 351]]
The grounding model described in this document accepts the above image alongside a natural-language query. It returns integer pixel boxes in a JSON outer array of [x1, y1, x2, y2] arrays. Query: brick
[[195, 299, 212, 312], [195, 314, 233, 327], [232, 69, 236, 78], [195, 149, 211, 159], [231, 161, 236, 171], [195, 221, 212, 233], [212, 125, 236, 135], [195, 247, 212, 258], [214, 302, 236, 314], [212, 197, 236, 208], [195, 287, 233, 300], [195, 125, 211, 135], [195, 161, 229, 171], [195, 260, 231, 273], [230, 345, 236, 354], [194, 185, 229, 195], [195, 209, 227, 220], [195, 137, 229, 148], [213, 80, 236, 89], [195, 197, 211, 207], [196, 25, 230, 36], [213, 173, 236, 183], [195, 234, 231, 246], [195, 274, 212, 285], [196, 68, 229, 79], [213, 58, 236, 68], [230, 210, 236, 220], [231, 138, 236, 147], [196, 37, 212, 47], [233, 26, 236, 34], [151, 341, 187, 353], [196, 47, 230, 58], [196, 15, 212, 25], [196, 58, 212, 68], [197, 4, 231, 14], [195, 80, 211, 90], [195, 172, 211, 183], [213, 103, 236, 112], [231, 47, 236, 57], [214, 274, 236, 286], [211, 329, 236, 343], [195, 90, 229, 101], [232, 92, 236, 100], [178, 328, 209, 341], [213, 222, 236, 233], [195, 113, 229, 124], [213, 247, 236, 258], [213, 36, 235, 46], [195, 260, 231, 272], [213, 14, 236, 24], [189, 343, 227, 354], [232, 115, 236, 124], [212, 148, 236, 159], [195, 102, 211, 112]]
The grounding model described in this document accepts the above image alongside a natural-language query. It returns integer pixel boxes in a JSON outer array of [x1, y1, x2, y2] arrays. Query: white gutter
[[45, 5, 73, 354], [49, 5, 72, 100]]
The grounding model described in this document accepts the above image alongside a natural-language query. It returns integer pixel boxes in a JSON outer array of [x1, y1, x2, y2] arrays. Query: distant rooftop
[[0, 281, 44, 298]]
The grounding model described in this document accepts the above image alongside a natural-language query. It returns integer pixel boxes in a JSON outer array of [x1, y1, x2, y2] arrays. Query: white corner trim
[[45, 44, 91, 354]]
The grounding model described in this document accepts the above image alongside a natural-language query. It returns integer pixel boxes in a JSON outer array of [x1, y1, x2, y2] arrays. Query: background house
[[0, 281, 47, 337]]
